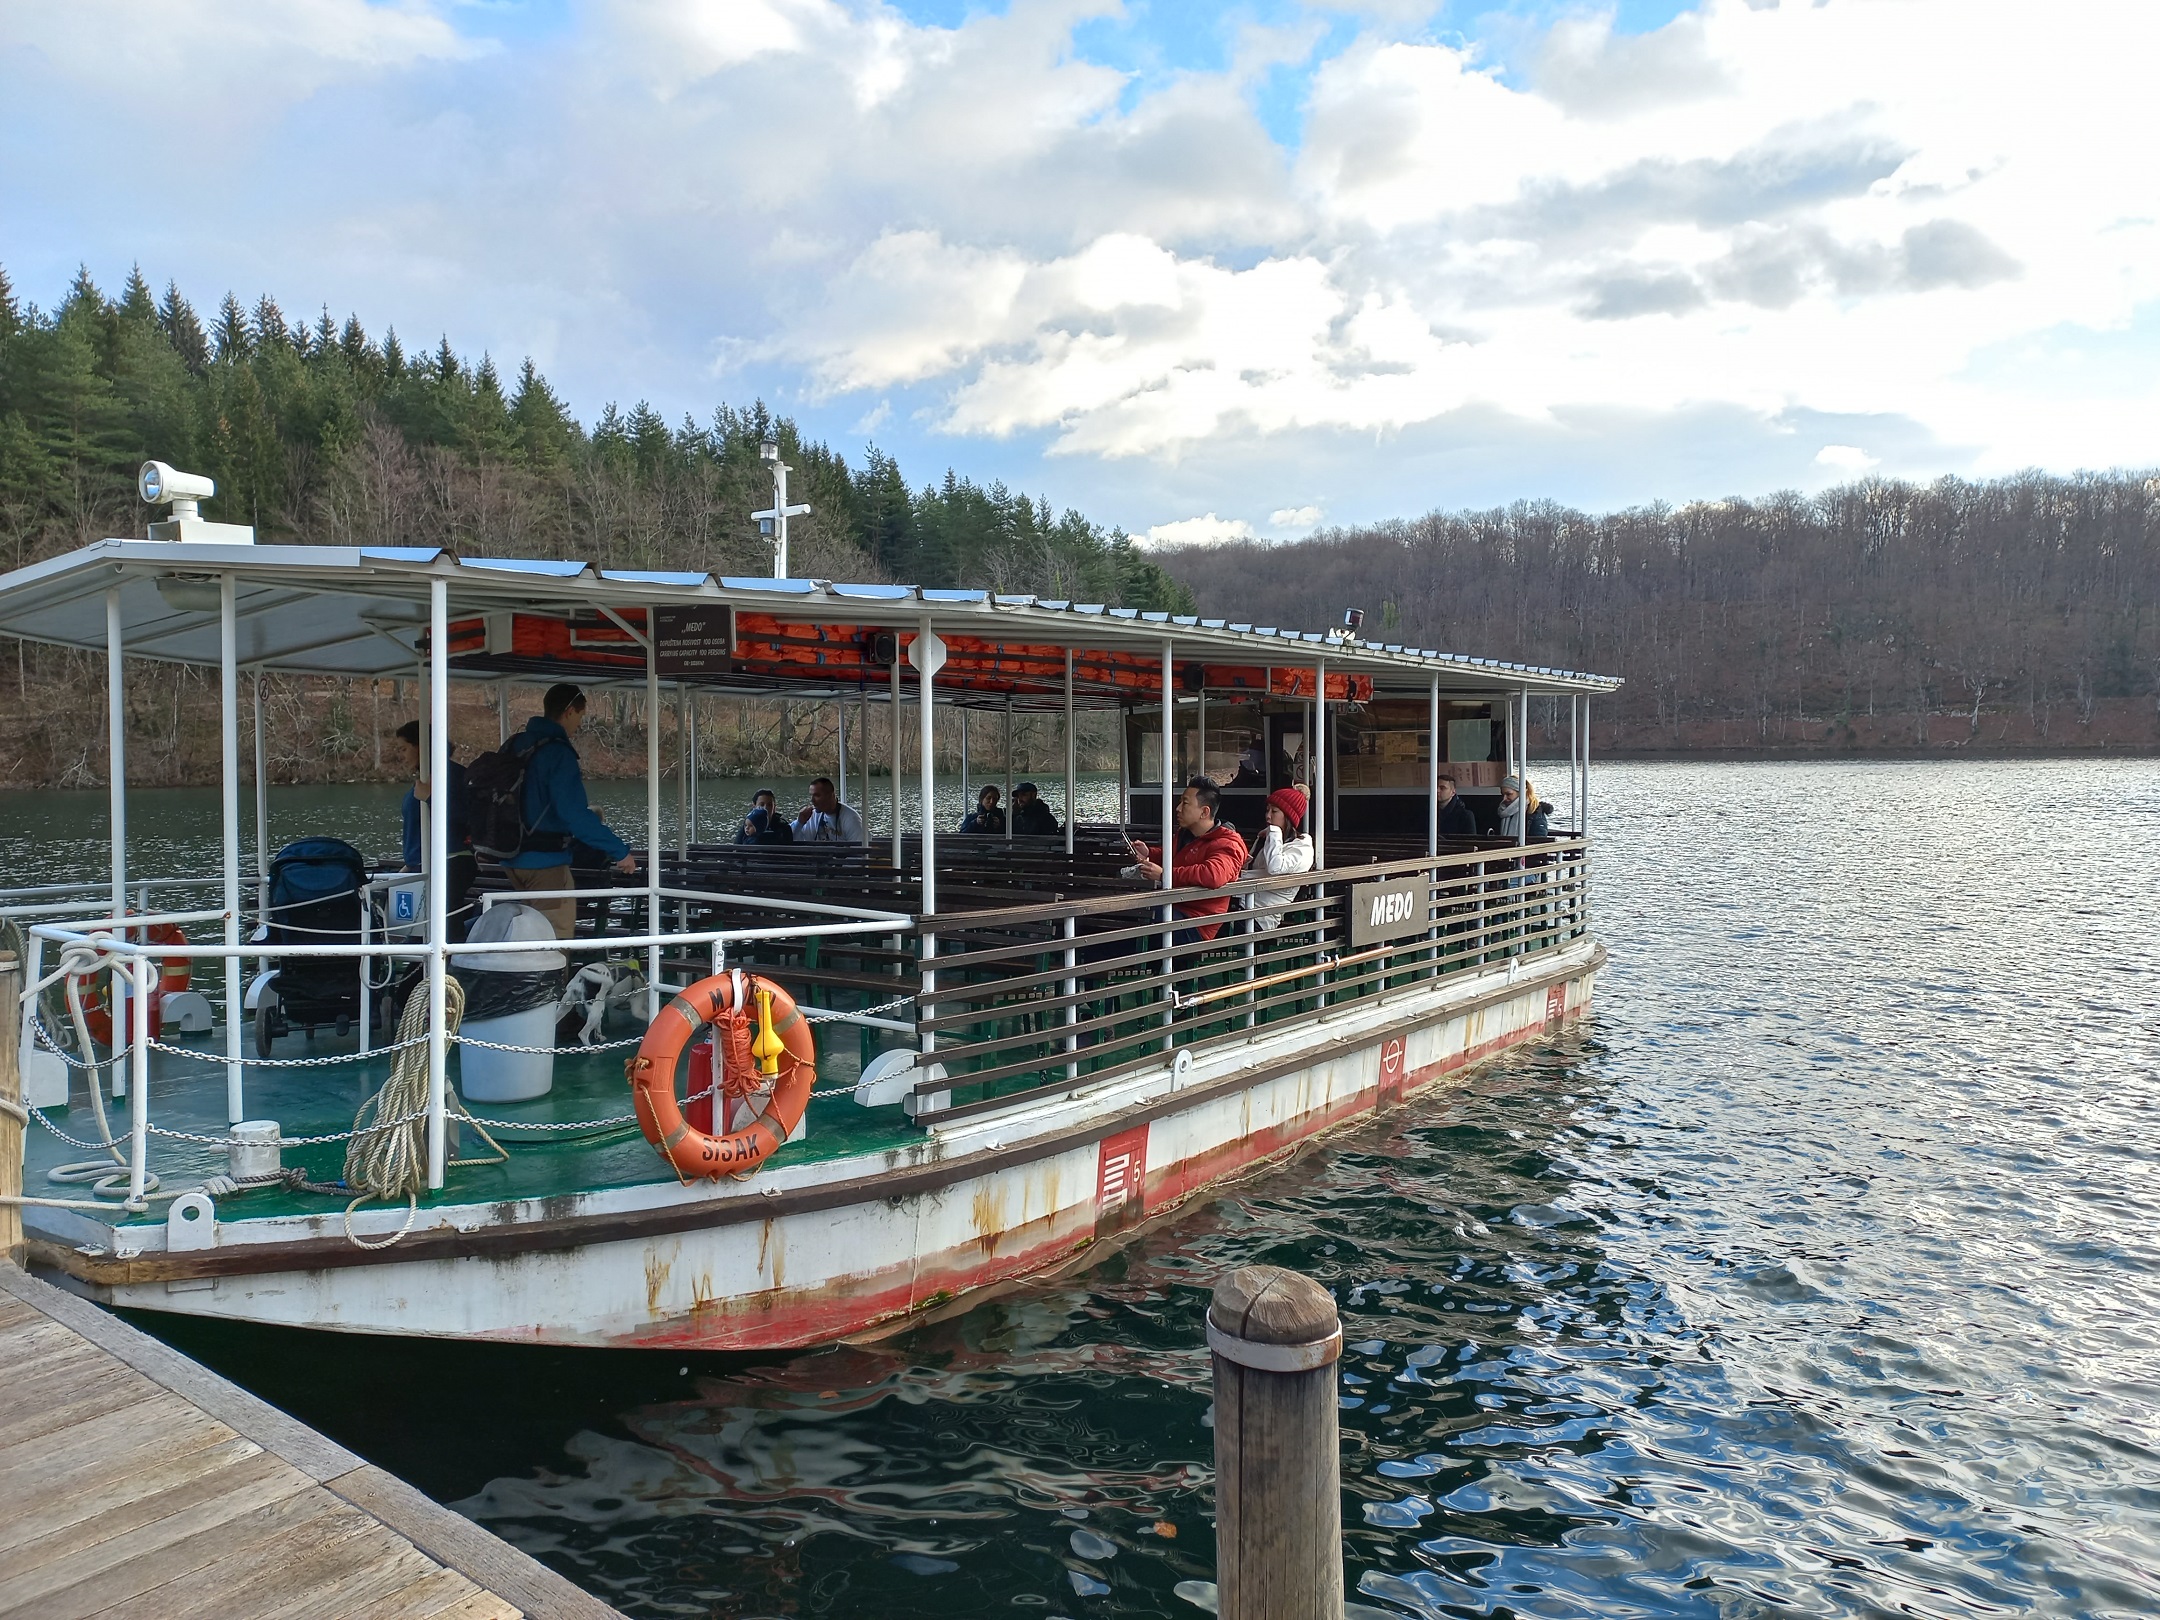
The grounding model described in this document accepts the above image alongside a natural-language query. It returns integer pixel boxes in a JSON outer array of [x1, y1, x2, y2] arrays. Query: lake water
[[16, 759, 2160, 1619]]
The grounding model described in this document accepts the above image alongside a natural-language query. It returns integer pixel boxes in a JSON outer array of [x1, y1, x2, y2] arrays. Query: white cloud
[[1144, 513, 1256, 548], [7, 0, 2158, 520], [1814, 444, 1878, 474], [1270, 505, 1324, 528]]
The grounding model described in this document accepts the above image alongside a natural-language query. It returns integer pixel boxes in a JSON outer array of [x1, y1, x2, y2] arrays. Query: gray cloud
[[1900, 219, 2021, 290], [1579, 270, 1708, 321], [1533, 13, 1732, 121]]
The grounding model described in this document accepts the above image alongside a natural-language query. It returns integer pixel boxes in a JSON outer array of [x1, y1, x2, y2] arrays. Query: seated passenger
[[736, 789, 795, 845], [1010, 782, 1060, 837], [958, 784, 1006, 835], [1241, 787, 1315, 931], [1126, 776, 1249, 943], [1435, 774, 1478, 839], [394, 720, 476, 941], [1524, 780, 1551, 842], [793, 776, 867, 843]]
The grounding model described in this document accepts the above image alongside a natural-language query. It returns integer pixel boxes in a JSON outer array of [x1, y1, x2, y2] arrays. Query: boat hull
[[47, 945, 1600, 1347]]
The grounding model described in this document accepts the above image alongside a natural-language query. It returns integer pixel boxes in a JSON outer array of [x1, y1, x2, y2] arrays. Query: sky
[[3, 0, 2156, 546]]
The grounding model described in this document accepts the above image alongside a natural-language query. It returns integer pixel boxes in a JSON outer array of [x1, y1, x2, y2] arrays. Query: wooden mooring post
[[1209, 1265, 1345, 1620]]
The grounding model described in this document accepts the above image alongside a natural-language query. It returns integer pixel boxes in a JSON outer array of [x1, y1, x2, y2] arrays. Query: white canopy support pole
[[1004, 695, 1014, 846], [1063, 649, 1076, 854], [1428, 674, 1440, 859], [1159, 638, 1175, 1037], [424, 576, 450, 1187], [859, 683, 872, 837], [1195, 688, 1206, 786], [1158, 641, 1175, 888], [128, 952, 151, 1203], [688, 692, 701, 847], [1115, 702, 1128, 831], [890, 652, 904, 868], [253, 670, 269, 909], [219, 576, 243, 1123], [646, 633, 663, 1011], [1312, 662, 1327, 873], [1517, 688, 1529, 849], [496, 678, 510, 746], [1582, 698, 1592, 837], [105, 589, 126, 927], [1570, 694, 1580, 831], [675, 683, 689, 861], [959, 707, 968, 815], [916, 620, 939, 1062], [833, 693, 845, 814]]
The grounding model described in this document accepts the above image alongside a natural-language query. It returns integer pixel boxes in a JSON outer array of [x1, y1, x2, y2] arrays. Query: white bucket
[[459, 1003, 557, 1101]]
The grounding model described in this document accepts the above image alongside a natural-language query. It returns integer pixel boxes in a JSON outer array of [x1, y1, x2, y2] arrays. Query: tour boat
[[0, 486, 1614, 1348]]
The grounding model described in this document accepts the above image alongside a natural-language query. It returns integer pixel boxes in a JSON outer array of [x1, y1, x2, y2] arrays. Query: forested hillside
[[0, 264, 1188, 607], [1161, 475, 2160, 756], [0, 264, 1193, 787], [1, 262, 2153, 782]]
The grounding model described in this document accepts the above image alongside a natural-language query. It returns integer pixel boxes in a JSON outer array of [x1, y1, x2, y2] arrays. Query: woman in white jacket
[[1242, 786, 1315, 931]]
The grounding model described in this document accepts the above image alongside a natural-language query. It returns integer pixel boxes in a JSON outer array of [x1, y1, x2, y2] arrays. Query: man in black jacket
[[1436, 774, 1478, 840], [1010, 782, 1060, 837]]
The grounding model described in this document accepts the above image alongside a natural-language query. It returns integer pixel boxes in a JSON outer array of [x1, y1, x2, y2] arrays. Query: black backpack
[[463, 735, 565, 861]]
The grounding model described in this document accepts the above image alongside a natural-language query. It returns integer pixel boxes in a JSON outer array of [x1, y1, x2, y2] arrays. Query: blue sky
[[3, 0, 2154, 547]]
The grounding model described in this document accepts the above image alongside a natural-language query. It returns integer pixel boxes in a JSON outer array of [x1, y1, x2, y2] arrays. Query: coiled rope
[[338, 976, 505, 1250]]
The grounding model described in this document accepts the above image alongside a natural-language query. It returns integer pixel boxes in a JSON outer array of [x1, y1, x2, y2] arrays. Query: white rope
[[339, 976, 505, 1249]]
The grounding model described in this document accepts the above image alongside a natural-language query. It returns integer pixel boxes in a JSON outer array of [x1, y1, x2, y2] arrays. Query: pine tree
[[119, 266, 157, 327], [57, 265, 105, 328], [312, 306, 337, 359], [213, 295, 250, 361], [251, 294, 289, 352], [158, 282, 210, 373], [509, 358, 576, 466], [381, 327, 405, 377], [0, 265, 20, 343]]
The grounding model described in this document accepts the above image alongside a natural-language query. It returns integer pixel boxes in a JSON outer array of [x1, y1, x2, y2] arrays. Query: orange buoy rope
[[624, 970, 816, 1182]]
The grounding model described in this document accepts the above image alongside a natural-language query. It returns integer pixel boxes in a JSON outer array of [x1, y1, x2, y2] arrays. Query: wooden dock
[[0, 1264, 624, 1620]]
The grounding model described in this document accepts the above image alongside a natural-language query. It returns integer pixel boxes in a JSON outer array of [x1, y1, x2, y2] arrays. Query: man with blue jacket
[[505, 683, 636, 937]]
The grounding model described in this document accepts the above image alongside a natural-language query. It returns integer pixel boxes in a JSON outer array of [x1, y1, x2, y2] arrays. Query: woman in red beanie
[[1241, 784, 1315, 931]]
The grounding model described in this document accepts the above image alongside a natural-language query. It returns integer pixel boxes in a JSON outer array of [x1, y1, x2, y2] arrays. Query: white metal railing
[[16, 875, 917, 1205]]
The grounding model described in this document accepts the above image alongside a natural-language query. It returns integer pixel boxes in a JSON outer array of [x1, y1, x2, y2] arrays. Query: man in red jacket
[[1129, 777, 1250, 943]]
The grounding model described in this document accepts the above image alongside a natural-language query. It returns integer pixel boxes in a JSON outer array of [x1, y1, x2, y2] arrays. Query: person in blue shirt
[[394, 720, 477, 941], [504, 684, 635, 938], [958, 784, 1005, 835]]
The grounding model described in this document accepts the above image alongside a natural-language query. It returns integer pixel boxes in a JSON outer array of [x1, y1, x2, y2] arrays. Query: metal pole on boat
[[832, 692, 844, 820], [675, 683, 689, 861], [859, 681, 872, 840], [1004, 695, 1014, 847], [890, 648, 904, 868], [647, 632, 664, 1011], [219, 575, 243, 1123], [1160, 638, 1175, 1037], [1427, 674, 1440, 859], [1115, 699, 1128, 831], [1159, 640, 1175, 885], [105, 589, 126, 928], [1063, 649, 1076, 854], [959, 706, 968, 815], [1312, 660, 1326, 873], [1517, 688, 1529, 849], [688, 690, 701, 847], [128, 952, 151, 1205], [253, 671, 269, 909], [425, 575, 450, 1188], [915, 618, 940, 1062], [496, 678, 510, 746], [1582, 698, 1591, 837]]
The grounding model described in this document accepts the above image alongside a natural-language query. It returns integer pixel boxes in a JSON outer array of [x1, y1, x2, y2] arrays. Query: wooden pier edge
[[0, 1262, 624, 1620]]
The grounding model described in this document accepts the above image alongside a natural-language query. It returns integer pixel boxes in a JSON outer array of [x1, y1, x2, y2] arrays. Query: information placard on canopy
[[653, 606, 735, 676]]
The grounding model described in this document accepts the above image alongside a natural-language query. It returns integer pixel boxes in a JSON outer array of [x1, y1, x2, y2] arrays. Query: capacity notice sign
[[652, 606, 735, 676]]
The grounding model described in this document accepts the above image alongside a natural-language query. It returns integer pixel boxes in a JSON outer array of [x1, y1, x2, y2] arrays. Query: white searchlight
[[140, 459, 254, 545]]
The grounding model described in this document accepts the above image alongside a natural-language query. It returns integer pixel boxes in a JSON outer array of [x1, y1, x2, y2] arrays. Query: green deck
[[23, 1007, 920, 1232]]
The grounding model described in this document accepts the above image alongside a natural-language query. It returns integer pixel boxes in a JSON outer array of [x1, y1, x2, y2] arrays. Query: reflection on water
[[112, 760, 2160, 1617]]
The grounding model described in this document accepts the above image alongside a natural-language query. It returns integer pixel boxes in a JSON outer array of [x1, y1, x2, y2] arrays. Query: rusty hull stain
[[644, 1246, 672, 1317]]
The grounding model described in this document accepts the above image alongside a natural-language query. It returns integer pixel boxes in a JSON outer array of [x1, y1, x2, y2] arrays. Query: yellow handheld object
[[750, 986, 784, 1078]]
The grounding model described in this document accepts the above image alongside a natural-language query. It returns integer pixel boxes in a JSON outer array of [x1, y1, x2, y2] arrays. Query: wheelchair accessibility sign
[[392, 887, 419, 923]]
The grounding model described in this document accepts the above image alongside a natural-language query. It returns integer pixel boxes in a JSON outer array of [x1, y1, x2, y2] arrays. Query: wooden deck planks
[[0, 1266, 622, 1620]]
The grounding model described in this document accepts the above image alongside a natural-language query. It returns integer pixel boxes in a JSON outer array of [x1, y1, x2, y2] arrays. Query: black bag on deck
[[463, 734, 565, 862]]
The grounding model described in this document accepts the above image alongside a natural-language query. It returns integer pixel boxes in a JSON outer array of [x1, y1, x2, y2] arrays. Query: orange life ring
[[625, 971, 815, 1181], [84, 920, 188, 1047]]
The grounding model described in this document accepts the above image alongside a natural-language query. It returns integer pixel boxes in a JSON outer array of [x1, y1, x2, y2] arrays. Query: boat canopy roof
[[0, 539, 1621, 704]]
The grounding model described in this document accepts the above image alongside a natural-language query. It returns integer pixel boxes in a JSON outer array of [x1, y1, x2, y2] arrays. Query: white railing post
[[253, 670, 270, 912], [106, 588, 127, 934], [916, 617, 939, 1060], [646, 624, 663, 1012], [1159, 638, 1175, 1038], [425, 575, 450, 1189], [219, 574, 243, 1124], [1063, 649, 1076, 853], [129, 950, 151, 1204]]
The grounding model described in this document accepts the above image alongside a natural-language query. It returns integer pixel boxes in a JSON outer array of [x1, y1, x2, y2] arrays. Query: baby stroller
[[252, 837, 370, 1056]]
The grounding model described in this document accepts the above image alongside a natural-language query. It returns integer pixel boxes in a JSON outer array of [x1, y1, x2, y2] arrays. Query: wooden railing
[[910, 836, 1591, 1123]]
